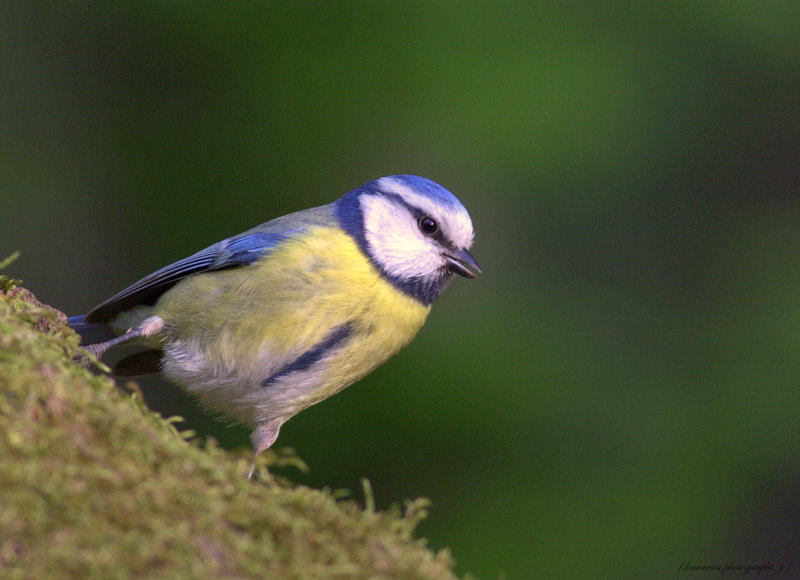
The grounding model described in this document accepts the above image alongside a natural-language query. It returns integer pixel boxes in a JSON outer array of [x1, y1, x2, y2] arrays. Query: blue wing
[[83, 204, 336, 323]]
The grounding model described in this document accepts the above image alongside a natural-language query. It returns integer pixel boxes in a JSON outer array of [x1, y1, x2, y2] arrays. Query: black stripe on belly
[[261, 322, 355, 388]]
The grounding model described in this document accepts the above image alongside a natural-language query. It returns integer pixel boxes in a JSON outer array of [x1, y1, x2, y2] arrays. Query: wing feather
[[85, 204, 335, 323]]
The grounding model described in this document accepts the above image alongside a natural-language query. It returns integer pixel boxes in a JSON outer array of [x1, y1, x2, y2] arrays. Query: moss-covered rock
[[0, 274, 460, 579]]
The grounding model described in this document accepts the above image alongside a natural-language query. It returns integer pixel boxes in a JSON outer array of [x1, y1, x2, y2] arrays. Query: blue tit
[[69, 175, 480, 456]]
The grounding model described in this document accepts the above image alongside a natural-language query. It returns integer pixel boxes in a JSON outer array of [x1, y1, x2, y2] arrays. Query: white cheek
[[360, 195, 443, 279]]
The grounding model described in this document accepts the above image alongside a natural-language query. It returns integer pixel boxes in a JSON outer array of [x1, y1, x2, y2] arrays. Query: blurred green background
[[4, 3, 799, 577]]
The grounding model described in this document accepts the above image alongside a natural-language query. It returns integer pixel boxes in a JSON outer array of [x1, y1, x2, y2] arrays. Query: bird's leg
[[76, 315, 165, 364], [247, 418, 283, 480], [81, 329, 143, 359]]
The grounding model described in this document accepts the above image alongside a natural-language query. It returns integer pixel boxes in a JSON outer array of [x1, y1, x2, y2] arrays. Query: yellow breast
[[153, 226, 431, 418]]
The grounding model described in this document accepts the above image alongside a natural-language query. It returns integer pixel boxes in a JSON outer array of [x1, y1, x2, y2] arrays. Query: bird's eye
[[418, 216, 438, 235]]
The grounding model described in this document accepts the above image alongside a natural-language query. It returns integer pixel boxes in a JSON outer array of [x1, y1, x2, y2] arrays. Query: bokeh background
[[4, 3, 799, 577]]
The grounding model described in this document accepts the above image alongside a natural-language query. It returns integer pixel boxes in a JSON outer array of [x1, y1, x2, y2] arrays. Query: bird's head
[[336, 175, 480, 304]]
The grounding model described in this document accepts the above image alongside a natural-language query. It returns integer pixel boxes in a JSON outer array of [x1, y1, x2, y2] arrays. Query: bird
[[69, 175, 480, 461]]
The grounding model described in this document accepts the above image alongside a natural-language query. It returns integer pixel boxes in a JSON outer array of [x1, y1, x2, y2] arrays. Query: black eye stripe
[[378, 191, 454, 248]]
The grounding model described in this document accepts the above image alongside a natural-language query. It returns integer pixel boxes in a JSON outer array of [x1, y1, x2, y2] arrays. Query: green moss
[[0, 280, 461, 579]]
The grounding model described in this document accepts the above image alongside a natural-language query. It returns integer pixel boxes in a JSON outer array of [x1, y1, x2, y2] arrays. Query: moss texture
[[0, 274, 460, 579]]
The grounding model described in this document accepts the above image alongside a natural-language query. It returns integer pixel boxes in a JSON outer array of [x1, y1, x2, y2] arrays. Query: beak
[[443, 248, 482, 279]]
